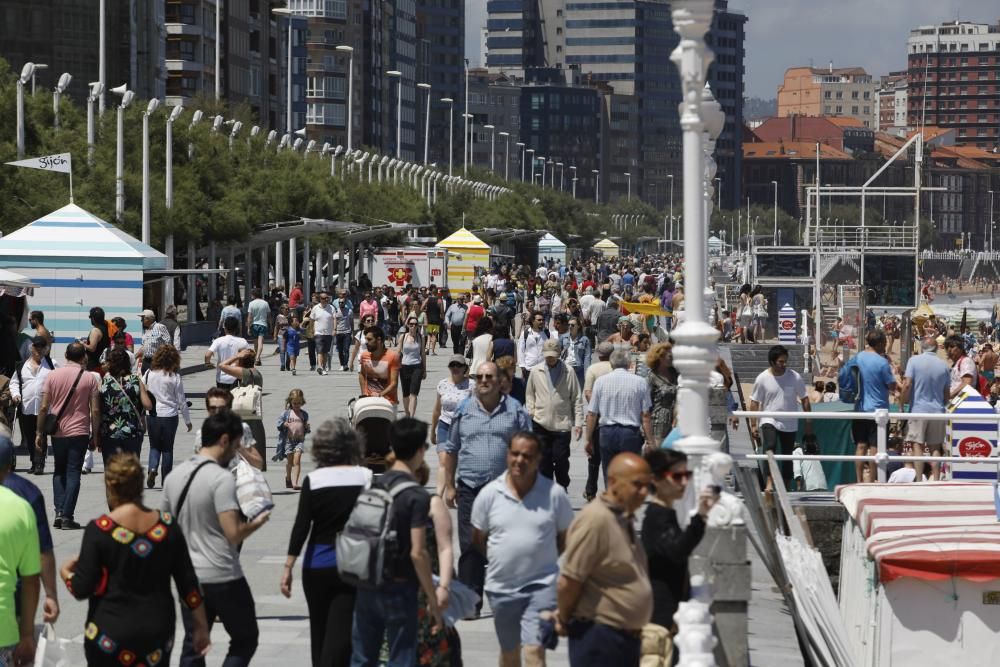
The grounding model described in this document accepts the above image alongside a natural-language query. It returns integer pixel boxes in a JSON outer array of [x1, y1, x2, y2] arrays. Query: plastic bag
[[34, 623, 83, 666], [436, 575, 480, 627], [234, 455, 274, 519]]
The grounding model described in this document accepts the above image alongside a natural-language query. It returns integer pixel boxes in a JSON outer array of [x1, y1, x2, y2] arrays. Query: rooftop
[[743, 141, 852, 160]]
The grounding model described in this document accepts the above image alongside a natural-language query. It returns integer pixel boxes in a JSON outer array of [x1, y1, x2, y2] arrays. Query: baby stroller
[[347, 396, 396, 474]]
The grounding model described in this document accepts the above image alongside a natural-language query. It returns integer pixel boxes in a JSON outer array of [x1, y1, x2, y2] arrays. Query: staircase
[[725, 343, 810, 385], [959, 257, 976, 281]]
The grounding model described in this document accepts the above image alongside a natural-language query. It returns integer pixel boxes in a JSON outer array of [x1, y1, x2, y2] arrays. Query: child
[[822, 381, 838, 403], [810, 380, 826, 404], [285, 316, 302, 376], [793, 434, 828, 491], [273, 304, 290, 371], [276, 389, 310, 489]]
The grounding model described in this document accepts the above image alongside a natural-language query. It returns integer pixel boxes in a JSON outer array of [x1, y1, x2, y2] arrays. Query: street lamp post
[[215, 0, 223, 99], [592, 169, 600, 203], [570, 166, 577, 198], [484, 125, 496, 172], [526, 149, 535, 183], [441, 98, 454, 176], [667, 174, 675, 242], [517, 143, 526, 181], [500, 132, 510, 180], [557, 163, 564, 191], [53, 73, 72, 129], [463, 59, 470, 175], [272, 8, 296, 135], [418, 82, 431, 165], [989, 190, 995, 253], [538, 156, 546, 187], [771, 180, 779, 245], [548, 160, 554, 189], [86, 82, 103, 166], [30, 63, 48, 96], [164, 104, 183, 307], [141, 98, 161, 245], [386, 70, 402, 158], [15, 63, 35, 159], [98, 0, 106, 114], [624, 171, 631, 201], [336, 45, 354, 153], [112, 84, 135, 222], [465, 114, 475, 168]]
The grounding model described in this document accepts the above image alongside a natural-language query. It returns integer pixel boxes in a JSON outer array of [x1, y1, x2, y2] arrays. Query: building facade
[[707, 1, 748, 211], [468, 70, 522, 178], [875, 71, 907, 132], [906, 20, 1000, 150], [777, 65, 878, 128], [416, 0, 464, 167]]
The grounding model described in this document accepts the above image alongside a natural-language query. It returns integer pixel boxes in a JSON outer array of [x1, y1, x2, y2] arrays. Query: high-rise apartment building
[[707, 2, 748, 211], [416, 0, 464, 167], [484, 0, 545, 78], [777, 65, 878, 128], [906, 20, 1000, 149]]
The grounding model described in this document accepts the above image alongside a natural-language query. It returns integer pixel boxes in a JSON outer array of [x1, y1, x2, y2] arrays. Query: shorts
[[426, 324, 440, 334], [0, 646, 12, 666], [287, 441, 304, 454], [251, 323, 268, 338], [906, 418, 946, 448], [852, 419, 879, 446], [314, 334, 333, 355], [400, 364, 424, 397], [488, 583, 556, 651]]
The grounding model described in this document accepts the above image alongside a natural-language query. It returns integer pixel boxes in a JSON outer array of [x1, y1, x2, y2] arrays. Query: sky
[[730, 0, 998, 98]]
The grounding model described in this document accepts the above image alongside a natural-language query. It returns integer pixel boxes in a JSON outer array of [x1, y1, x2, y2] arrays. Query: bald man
[[555, 453, 653, 666]]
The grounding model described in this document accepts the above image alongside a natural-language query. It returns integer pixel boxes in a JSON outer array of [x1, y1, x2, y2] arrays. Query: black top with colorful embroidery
[[66, 511, 202, 666]]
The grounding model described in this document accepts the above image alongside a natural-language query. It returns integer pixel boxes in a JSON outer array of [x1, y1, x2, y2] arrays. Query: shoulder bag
[[175, 460, 215, 519], [42, 368, 85, 436]]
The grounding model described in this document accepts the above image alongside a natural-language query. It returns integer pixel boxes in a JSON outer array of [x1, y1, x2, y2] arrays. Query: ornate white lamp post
[[702, 85, 725, 322]]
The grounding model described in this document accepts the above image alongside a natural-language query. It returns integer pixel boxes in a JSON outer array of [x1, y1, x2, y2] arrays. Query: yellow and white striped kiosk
[[593, 237, 620, 258], [436, 227, 491, 297]]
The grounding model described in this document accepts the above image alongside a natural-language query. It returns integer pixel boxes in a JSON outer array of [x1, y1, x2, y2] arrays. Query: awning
[[0, 268, 37, 297], [251, 218, 368, 245], [143, 268, 230, 285], [837, 483, 1000, 583], [476, 228, 548, 242], [341, 222, 430, 242]]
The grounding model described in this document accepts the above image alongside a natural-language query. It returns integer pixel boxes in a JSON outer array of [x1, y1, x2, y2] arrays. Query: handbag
[[34, 622, 83, 666], [142, 370, 157, 417], [231, 369, 263, 420], [42, 368, 85, 436], [234, 455, 274, 519]]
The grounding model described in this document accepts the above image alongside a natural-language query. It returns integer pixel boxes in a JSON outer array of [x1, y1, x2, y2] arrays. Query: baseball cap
[[543, 339, 561, 358], [0, 434, 13, 471], [448, 355, 469, 368], [138, 309, 156, 319]]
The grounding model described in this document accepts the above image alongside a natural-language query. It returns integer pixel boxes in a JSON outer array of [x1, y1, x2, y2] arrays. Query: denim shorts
[[251, 323, 268, 338], [288, 441, 304, 454], [487, 582, 556, 651]]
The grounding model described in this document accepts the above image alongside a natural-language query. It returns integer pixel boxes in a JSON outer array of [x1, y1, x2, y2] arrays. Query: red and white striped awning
[[837, 483, 1000, 583]]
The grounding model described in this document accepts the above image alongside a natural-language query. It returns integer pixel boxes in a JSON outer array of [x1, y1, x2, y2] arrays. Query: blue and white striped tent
[[0, 203, 166, 347]]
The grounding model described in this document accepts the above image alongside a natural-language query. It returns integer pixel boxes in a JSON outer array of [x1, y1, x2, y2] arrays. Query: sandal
[[285, 477, 292, 489]]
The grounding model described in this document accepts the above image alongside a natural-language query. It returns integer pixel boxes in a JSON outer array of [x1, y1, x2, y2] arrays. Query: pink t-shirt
[[43, 364, 100, 438], [359, 299, 379, 321]]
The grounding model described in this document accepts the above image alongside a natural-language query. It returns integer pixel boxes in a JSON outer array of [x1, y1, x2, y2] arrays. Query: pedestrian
[[162, 409, 271, 666], [36, 342, 101, 530], [397, 314, 428, 418], [646, 343, 679, 446], [333, 289, 355, 372], [193, 388, 263, 471], [359, 326, 402, 406], [11, 336, 55, 475], [945, 333, 978, 399], [585, 350, 655, 482], [350, 418, 444, 667], [469, 316, 495, 377], [276, 389, 310, 489], [204, 316, 250, 390], [0, 437, 40, 667], [98, 347, 152, 467], [348, 315, 378, 372], [309, 292, 336, 375], [554, 453, 653, 667], [218, 348, 268, 466], [749, 344, 811, 490], [274, 304, 290, 371], [219, 295, 243, 336], [582, 342, 614, 502], [28, 310, 53, 346], [282, 419, 371, 666], [495, 355, 527, 405], [303, 293, 320, 372], [594, 297, 622, 343], [851, 330, 898, 483], [162, 304, 183, 348], [464, 295, 486, 344], [143, 344, 192, 488], [560, 318, 591, 387], [424, 288, 443, 353], [285, 316, 304, 376], [471, 431, 573, 666], [516, 310, 549, 379], [64, 453, 211, 665], [446, 294, 468, 355], [82, 306, 110, 373], [526, 339, 584, 491], [109, 316, 135, 352], [440, 361, 532, 611], [245, 288, 271, 364], [136, 309, 172, 374], [901, 336, 950, 481], [430, 355, 473, 458], [289, 281, 305, 319]]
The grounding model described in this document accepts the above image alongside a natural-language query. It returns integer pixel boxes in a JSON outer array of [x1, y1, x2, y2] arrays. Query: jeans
[[585, 426, 602, 498], [450, 325, 465, 354], [100, 435, 142, 468], [307, 337, 317, 370], [457, 480, 489, 606], [180, 577, 259, 667], [350, 583, 418, 667], [147, 415, 179, 479], [52, 435, 89, 521], [535, 423, 571, 490], [598, 425, 643, 484], [567, 620, 640, 667], [17, 412, 40, 468], [336, 332, 352, 368], [435, 421, 451, 448]]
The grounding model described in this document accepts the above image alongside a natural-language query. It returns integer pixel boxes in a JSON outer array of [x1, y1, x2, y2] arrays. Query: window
[[851, 90, 859, 99], [836, 91, 843, 99], [306, 103, 346, 125], [824, 91, 831, 99], [307, 76, 346, 98]]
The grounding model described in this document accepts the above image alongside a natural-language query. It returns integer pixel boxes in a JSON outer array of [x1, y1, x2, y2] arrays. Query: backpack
[[838, 356, 862, 406], [231, 369, 262, 420], [491, 305, 512, 337], [336, 478, 419, 589]]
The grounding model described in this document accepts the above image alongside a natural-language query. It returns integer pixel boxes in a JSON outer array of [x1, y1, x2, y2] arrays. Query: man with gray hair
[[586, 350, 654, 481], [582, 342, 614, 501], [901, 335, 950, 480]]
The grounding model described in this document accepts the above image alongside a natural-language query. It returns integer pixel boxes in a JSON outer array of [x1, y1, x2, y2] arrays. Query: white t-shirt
[[792, 447, 828, 491], [888, 467, 918, 483], [209, 335, 250, 385], [750, 368, 808, 432], [310, 304, 335, 336]]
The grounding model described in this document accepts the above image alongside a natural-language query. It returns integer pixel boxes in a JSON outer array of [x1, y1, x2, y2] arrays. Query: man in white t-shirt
[[749, 344, 810, 491], [309, 291, 335, 376], [205, 316, 250, 388], [246, 288, 271, 365]]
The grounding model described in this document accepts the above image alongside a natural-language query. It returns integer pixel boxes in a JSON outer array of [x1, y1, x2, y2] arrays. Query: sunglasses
[[663, 470, 693, 483], [474, 373, 496, 381], [449, 363, 467, 369], [408, 322, 418, 326]]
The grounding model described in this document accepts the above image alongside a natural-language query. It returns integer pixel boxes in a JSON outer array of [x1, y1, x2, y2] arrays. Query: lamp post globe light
[[15, 63, 36, 159], [53, 72, 72, 129], [548, 159, 554, 189], [336, 45, 355, 152], [624, 171, 631, 201], [441, 97, 455, 176], [499, 132, 511, 181], [112, 84, 135, 222], [592, 169, 599, 203], [386, 70, 402, 158]]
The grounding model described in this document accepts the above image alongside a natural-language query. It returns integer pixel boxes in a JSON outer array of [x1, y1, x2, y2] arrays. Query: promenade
[[28, 341, 800, 666]]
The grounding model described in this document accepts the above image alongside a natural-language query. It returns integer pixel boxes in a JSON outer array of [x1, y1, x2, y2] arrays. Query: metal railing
[[815, 225, 918, 250], [732, 408, 1000, 483]]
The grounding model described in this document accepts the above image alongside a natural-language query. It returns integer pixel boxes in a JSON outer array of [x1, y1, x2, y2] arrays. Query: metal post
[[303, 238, 312, 302], [875, 408, 889, 483], [208, 241, 217, 303], [141, 109, 151, 244], [275, 242, 283, 290], [419, 83, 431, 165], [227, 247, 236, 298], [115, 100, 125, 221], [164, 235, 175, 308], [187, 241, 198, 324], [289, 238, 297, 296], [286, 17, 293, 134], [215, 0, 223, 100], [16, 78, 26, 159], [463, 60, 469, 176], [98, 0, 106, 115]]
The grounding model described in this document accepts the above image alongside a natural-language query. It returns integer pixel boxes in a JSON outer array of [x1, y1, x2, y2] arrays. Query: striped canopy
[[0, 203, 167, 270], [837, 483, 1000, 583], [436, 227, 490, 251]]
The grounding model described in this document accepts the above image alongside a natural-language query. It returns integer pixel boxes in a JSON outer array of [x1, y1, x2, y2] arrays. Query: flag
[[5, 153, 72, 174]]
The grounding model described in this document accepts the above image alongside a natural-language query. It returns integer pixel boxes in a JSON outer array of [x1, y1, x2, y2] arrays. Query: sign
[[386, 265, 413, 287], [778, 303, 796, 343], [5, 153, 72, 173], [948, 387, 999, 481], [431, 268, 441, 277]]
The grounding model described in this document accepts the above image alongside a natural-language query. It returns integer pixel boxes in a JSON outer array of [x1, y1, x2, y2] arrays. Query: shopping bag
[[34, 623, 83, 666], [234, 455, 274, 519], [83, 449, 94, 472]]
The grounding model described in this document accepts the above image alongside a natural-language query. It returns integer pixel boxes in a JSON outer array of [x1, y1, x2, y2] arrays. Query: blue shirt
[[2, 472, 53, 553], [285, 326, 302, 351], [471, 473, 574, 594], [220, 305, 242, 325], [904, 350, 950, 413], [855, 351, 896, 411], [588, 368, 653, 427], [442, 394, 533, 488]]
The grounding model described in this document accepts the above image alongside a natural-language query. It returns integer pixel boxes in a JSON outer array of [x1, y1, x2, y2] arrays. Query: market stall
[[537, 233, 567, 267], [436, 227, 490, 297], [593, 237, 620, 258]]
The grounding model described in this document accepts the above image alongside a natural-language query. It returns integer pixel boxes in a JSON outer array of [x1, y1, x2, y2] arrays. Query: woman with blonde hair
[[647, 342, 679, 445], [143, 344, 191, 489]]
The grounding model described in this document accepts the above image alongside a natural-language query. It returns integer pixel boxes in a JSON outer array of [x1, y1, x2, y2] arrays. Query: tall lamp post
[[418, 82, 431, 165], [667, 173, 675, 242], [386, 70, 402, 158], [484, 124, 496, 171], [538, 156, 546, 187], [441, 97, 455, 176], [30, 64, 48, 95], [272, 7, 297, 135], [164, 104, 183, 307], [53, 73, 72, 129], [15, 63, 35, 159], [624, 171, 632, 201], [771, 179, 779, 245], [526, 149, 535, 183], [336, 45, 354, 153], [989, 190, 996, 253], [592, 169, 600, 203], [500, 131, 510, 180], [86, 81, 104, 166], [98, 0, 106, 115], [557, 162, 564, 191], [570, 166, 577, 198], [112, 84, 136, 222], [141, 98, 161, 245], [215, 0, 224, 99], [463, 58, 470, 175], [517, 142, 526, 181]]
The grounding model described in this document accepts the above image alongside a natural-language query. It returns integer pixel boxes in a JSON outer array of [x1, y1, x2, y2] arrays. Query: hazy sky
[[730, 0, 998, 98]]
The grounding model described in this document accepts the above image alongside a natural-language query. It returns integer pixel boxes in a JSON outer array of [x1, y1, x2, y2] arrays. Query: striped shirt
[[442, 394, 533, 488], [140, 322, 172, 360], [588, 368, 652, 428]]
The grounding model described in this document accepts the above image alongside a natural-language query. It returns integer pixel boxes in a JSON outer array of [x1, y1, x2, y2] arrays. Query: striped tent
[[0, 203, 167, 346], [436, 227, 490, 296]]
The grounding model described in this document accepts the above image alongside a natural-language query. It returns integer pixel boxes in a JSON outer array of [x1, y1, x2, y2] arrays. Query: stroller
[[347, 396, 396, 474]]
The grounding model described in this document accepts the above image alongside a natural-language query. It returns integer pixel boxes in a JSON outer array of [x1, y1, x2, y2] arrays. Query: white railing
[[816, 225, 917, 250], [732, 408, 1000, 483]]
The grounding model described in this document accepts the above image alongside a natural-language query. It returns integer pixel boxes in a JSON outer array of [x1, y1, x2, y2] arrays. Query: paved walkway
[[24, 341, 799, 666]]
